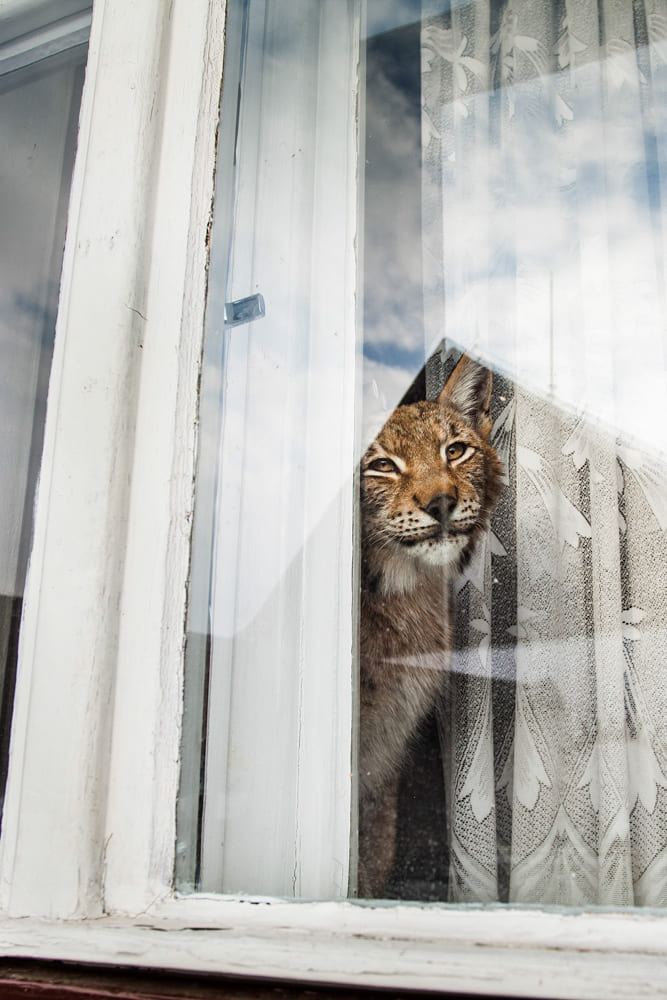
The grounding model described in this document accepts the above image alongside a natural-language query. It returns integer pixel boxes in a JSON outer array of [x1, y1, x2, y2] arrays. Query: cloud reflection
[[196, 8, 667, 633], [365, 20, 667, 457]]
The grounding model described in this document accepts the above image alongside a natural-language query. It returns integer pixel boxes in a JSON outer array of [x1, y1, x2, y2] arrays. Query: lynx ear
[[438, 354, 492, 436]]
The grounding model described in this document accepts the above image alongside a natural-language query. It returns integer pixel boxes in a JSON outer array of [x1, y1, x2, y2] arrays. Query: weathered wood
[[2, 904, 667, 998]]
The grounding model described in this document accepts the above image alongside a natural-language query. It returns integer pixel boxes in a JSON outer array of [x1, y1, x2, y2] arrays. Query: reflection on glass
[[0, 40, 87, 816], [365, 0, 667, 907], [180, 0, 667, 908], [177, 0, 359, 898]]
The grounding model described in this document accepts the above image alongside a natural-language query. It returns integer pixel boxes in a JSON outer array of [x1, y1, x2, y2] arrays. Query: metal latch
[[224, 293, 266, 328]]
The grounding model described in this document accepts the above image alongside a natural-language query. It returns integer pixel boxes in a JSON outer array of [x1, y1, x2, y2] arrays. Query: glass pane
[[177, 0, 361, 898], [180, 0, 667, 907], [0, 28, 88, 816]]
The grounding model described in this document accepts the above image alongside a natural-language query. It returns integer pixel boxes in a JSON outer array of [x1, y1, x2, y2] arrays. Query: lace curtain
[[421, 0, 667, 905]]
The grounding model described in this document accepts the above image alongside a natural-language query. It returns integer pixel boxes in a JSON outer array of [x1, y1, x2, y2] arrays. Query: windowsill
[[0, 900, 666, 996]]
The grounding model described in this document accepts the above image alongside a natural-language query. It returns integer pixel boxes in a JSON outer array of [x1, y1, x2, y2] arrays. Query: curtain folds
[[422, 0, 667, 905]]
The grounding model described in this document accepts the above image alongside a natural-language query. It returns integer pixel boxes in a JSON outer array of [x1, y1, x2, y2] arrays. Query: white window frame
[[0, 2, 91, 74], [0, 0, 666, 995]]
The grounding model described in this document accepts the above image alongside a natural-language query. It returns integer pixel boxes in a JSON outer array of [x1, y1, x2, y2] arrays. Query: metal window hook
[[224, 293, 266, 328]]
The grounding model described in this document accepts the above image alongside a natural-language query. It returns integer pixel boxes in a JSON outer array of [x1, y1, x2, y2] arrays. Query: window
[[179, 0, 667, 911], [1, 0, 667, 995], [0, 0, 223, 920], [177, 0, 360, 899], [0, 1, 90, 816]]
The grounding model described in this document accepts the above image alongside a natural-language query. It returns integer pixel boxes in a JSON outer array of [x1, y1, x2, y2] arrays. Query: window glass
[[177, 0, 359, 898], [0, 12, 89, 816], [179, 0, 667, 907]]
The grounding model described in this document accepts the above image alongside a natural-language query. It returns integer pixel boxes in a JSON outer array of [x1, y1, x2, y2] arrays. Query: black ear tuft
[[438, 354, 492, 434]]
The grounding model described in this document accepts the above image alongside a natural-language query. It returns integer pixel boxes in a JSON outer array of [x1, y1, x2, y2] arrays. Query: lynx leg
[[358, 773, 400, 898]]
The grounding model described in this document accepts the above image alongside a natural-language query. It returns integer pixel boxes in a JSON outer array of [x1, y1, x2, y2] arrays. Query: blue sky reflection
[[364, 14, 667, 456]]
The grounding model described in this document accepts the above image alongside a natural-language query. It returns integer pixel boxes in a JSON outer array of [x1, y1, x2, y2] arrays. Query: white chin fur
[[378, 535, 465, 596], [409, 533, 467, 568]]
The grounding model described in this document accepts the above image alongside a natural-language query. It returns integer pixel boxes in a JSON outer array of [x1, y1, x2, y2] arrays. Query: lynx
[[358, 354, 503, 897]]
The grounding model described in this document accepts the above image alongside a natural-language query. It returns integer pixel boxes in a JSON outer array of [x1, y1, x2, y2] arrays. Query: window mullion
[[0, 0, 183, 920], [101, 0, 227, 917]]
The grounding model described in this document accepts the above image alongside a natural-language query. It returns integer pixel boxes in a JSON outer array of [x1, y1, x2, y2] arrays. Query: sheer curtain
[[422, 0, 667, 905]]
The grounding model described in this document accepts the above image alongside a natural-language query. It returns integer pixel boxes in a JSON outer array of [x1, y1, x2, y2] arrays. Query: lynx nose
[[425, 491, 457, 525]]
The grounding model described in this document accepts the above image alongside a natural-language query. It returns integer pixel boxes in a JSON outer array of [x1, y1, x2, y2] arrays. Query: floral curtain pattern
[[422, 0, 667, 905]]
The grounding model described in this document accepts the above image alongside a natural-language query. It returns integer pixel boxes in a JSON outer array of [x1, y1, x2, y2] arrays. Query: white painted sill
[[1, 900, 667, 997]]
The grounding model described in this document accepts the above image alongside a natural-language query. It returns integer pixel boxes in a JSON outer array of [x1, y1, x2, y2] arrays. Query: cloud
[[420, 41, 667, 455]]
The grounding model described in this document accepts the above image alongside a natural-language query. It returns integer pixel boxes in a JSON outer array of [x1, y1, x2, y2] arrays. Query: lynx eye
[[366, 457, 399, 475], [444, 442, 474, 463]]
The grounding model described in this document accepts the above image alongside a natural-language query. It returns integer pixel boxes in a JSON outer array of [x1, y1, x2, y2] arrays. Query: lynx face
[[360, 356, 503, 593]]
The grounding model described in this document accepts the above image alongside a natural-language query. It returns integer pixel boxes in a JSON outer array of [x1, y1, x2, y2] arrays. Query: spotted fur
[[358, 355, 503, 897]]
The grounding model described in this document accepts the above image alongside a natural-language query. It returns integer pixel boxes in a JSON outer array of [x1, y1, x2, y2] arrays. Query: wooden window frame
[[0, 0, 666, 996]]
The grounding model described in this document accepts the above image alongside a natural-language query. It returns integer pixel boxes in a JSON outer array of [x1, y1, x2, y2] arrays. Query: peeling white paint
[[3, 903, 667, 997]]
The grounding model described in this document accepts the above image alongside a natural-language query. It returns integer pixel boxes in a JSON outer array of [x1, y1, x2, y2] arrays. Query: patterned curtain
[[422, 0, 667, 905]]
